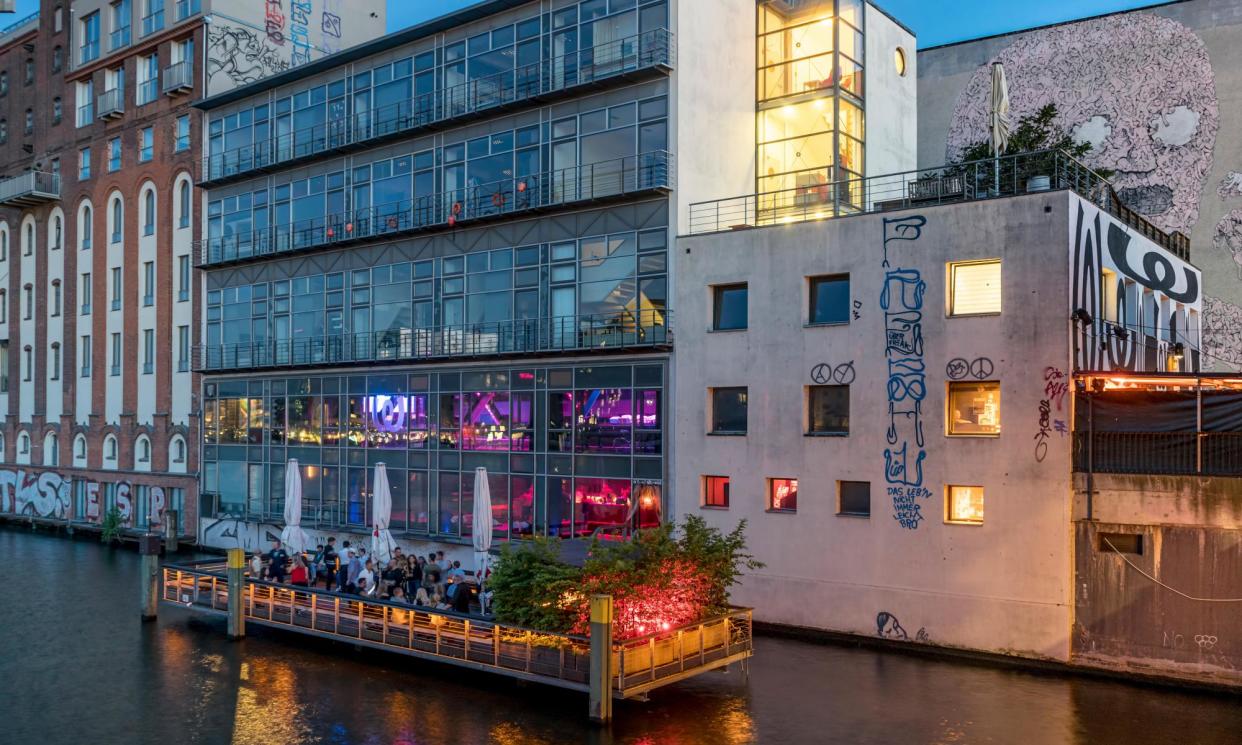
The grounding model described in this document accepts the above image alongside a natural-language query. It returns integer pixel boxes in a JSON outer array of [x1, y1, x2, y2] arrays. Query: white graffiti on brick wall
[[882, 216, 930, 529], [0, 469, 70, 519]]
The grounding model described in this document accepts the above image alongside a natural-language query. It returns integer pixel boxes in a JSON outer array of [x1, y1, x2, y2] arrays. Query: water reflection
[[3, 529, 1242, 745]]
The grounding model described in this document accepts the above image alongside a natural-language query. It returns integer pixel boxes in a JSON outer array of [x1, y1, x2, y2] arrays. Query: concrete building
[[0, 0, 381, 536], [190, 0, 915, 553]]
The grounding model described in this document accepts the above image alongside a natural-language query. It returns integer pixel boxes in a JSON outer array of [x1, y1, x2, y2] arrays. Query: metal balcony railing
[[202, 28, 674, 185], [79, 41, 100, 65], [196, 150, 673, 267], [109, 26, 131, 51], [688, 149, 1191, 262], [163, 60, 192, 94], [0, 171, 60, 207], [137, 79, 159, 105], [194, 310, 671, 372], [97, 88, 124, 119], [142, 10, 164, 37]]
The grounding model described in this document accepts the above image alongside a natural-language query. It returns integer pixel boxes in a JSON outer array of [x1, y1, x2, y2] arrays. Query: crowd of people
[[252, 537, 487, 616]]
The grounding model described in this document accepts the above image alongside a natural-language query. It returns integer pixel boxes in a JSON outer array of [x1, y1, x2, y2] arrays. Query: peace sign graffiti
[[946, 357, 994, 381], [811, 361, 856, 385]]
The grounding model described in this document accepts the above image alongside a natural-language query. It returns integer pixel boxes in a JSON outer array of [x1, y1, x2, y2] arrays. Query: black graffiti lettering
[[1106, 222, 1200, 304]]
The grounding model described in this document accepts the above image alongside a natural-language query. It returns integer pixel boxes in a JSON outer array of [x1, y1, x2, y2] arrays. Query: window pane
[[810, 274, 849, 324], [950, 260, 1001, 315], [769, 477, 797, 511], [711, 387, 747, 433], [948, 381, 1001, 435], [838, 480, 869, 516], [713, 284, 747, 330], [947, 485, 984, 524], [808, 385, 848, 434], [703, 475, 729, 507]]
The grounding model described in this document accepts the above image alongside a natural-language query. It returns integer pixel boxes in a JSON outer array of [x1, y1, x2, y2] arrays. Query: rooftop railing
[[197, 150, 673, 268], [201, 28, 674, 186], [0, 171, 60, 207], [195, 310, 671, 373], [0, 11, 39, 42], [688, 149, 1191, 262]]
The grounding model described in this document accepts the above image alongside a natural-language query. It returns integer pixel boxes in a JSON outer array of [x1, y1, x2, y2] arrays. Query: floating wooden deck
[[161, 560, 753, 700]]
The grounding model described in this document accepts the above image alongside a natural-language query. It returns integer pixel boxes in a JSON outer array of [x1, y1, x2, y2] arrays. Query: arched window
[[49, 341, 61, 380], [23, 58, 33, 85], [81, 204, 92, 249], [52, 96, 62, 124], [22, 344, 32, 382], [143, 189, 155, 236], [42, 432, 58, 466], [0, 432, 6, 462], [178, 180, 190, 229], [24, 223, 32, 255], [53, 215, 61, 249], [23, 108, 32, 134], [50, 280, 60, 316], [17, 431, 30, 464], [103, 435, 118, 468], [0, 289, 7, 324], [73, 433, 87, 467], [52, 46, 62, 74], [22, 284, 32, 320], [169, 435, 187, 474], [110, 197, 122, 243], [0, 119, 7, 145], [0, 228, 6, 260], [135, 435, 152, 472]]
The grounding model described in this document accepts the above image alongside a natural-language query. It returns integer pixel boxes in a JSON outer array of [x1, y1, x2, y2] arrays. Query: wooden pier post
[[589, 594, 614, 724], [227, 548, 246, 640], [139, 533, 160, 622]]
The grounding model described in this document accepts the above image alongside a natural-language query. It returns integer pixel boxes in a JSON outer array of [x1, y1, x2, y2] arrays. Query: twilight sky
[[0, 0, 1173, 49]]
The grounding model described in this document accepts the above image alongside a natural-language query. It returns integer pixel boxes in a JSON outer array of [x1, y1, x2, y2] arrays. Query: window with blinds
[[948, 259, 1002, 316]]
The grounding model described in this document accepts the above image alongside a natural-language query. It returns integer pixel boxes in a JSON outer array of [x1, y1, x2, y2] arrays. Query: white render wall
[[674, 193, 1080, 660], [18, 215, 35, 423], [670, 0, 757, 233], [44, 207, 65, 424], [105, 195, 124, 426], [137, 184, 158, 426], [864, 4, 917, 179], [171, 174, 194, 427]]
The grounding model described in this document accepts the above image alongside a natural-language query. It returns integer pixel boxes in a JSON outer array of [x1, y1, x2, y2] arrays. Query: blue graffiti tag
[[881, 217, 929, 528]]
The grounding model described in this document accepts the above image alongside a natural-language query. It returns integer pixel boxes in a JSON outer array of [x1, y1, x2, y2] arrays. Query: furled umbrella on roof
[[280, 459, 313, 554], [990, 62, 1011, 194], [371, 462, 398, 564]]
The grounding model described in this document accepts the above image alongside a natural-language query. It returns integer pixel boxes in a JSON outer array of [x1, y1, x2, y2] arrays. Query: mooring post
[[589, 594, 614, 724], [227, 547, 246, 640], [139, 533, 161, 622], [163, 509, 179, 553]]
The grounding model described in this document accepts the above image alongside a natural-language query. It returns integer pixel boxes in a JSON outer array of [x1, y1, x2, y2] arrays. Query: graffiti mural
[[207, 24, 289, 89], [1213, 208, 1242, 278], [0, 470, 71, 519], [946, 13, 1218, 237], [810, 361, 856, 385], [876, 611, 929, 643], [1071, 198, 1203, 372], [882, 216, 930, 529]]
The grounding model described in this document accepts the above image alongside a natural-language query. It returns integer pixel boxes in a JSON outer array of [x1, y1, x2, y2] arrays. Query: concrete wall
[[671, 0, 756, 233], [674, 192, 1078, 660], [206, 0, 386, 96], [863, 4, 916, 178], [1074, 517, 1242, 686], [916, 0, 1242, 370]]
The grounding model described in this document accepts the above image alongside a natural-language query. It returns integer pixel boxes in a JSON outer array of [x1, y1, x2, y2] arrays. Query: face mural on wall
[[946, 13, 1219, 237]]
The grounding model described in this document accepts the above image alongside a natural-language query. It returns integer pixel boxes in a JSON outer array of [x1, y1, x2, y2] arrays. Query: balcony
[[689, 149, 1191, 262], [163, 61, 192, 95], [79, 41, 100, 65], [109, 26, 131, 52], [201, 28, 675, 186], [0, 171, 60, 207], [97, 88, 124, 120], [194, 310, 672, 373], [197, 150, 673, 267]]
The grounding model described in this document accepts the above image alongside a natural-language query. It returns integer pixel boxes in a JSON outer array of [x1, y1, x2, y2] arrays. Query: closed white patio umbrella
[[280, 459, 313, 554], [472, 467, 493, 579], [990, 62, 1011, 194], [371, 462, 398, 564]]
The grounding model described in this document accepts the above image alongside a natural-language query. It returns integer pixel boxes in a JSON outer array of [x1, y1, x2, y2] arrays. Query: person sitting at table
[[414, 586, 432, 606]]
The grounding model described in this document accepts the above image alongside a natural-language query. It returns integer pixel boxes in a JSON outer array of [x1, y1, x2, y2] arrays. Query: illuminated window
[[768, 478, 798, 512], [702, 475, 729, 508], [838, 480, 869, 516], [948, 259, 1001, 316], [710, 387, 747, 434], [947, 381, 1001, 436], [894, 47, 907, 77], [946, 485, 984, 524], [1100, 268, 1119, 323]]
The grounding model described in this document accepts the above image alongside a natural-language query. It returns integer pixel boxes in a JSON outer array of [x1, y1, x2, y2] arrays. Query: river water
[[2, 528, 1240, 745]]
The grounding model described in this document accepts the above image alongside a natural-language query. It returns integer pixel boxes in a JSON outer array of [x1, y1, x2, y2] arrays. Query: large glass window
[[807, 384, 849, 434], [949, 260, 1002, 316], [712, 283, 747, 330], [947, 381, 1001, 436], [809, 274, 849, 324], [703, 475, 729, 508], [946, 485, 984, 525], [768, 477, 798, 512]]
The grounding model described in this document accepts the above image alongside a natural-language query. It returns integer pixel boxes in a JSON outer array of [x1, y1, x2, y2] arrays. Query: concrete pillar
[[139, 533, 161, 622], [163, 510, 179, 553], [589, 594, 614, 724], [227, 547, 246, 640]]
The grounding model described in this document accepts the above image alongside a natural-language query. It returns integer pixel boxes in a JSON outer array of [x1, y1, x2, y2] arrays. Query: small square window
[[1098, 532, 1143, 555], [702, 475, 729, 508], [768, 478, 798, 512], [948, 259, 1002, 316], [947, 381, 1001, 436], [809, 274, 850, 325], [807, 385, 849, 435], [712, 283, 747, 331], [946, 485, 984, 524], [838, 480, 870, 517], [710, 387, 747, 434]]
